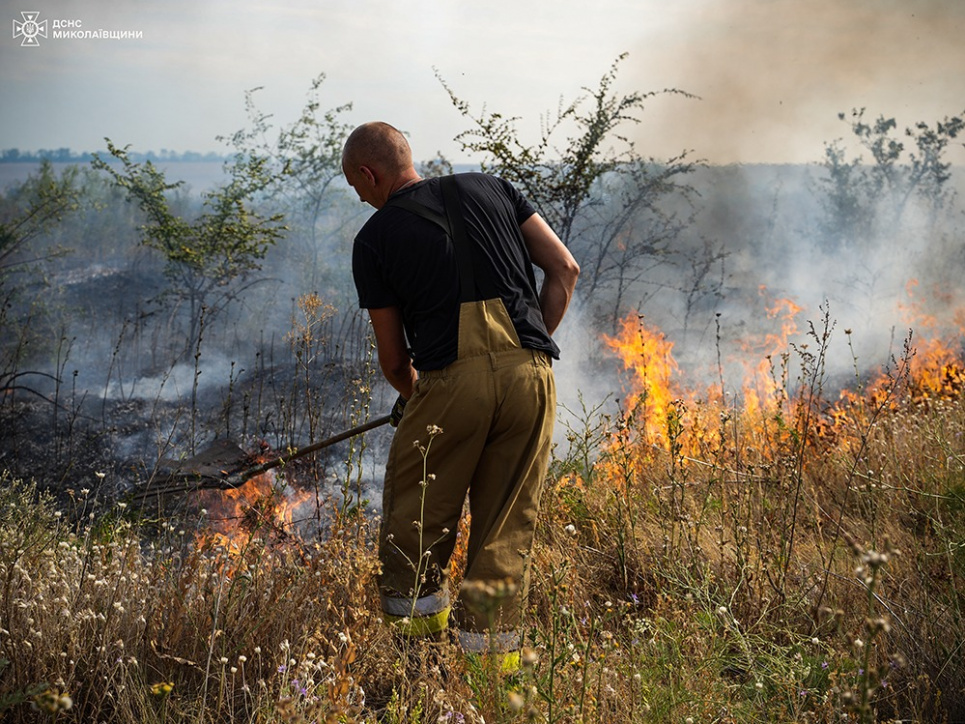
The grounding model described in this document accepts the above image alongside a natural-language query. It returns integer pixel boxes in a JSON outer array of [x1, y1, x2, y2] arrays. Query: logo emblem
[[12, 11, 47, 46]]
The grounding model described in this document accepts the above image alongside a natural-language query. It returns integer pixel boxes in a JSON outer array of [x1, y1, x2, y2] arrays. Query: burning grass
[[2, 307, 965, 722]]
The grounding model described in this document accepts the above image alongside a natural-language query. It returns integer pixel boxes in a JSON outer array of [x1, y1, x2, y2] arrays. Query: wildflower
[[150, 682, 174, 696]]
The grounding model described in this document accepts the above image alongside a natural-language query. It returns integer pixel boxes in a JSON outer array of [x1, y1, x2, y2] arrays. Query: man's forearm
[[540, 275, 576, 336], [381, 360, 417, 400], [368, 306, 417, 400], [520, 214, 580, 335]]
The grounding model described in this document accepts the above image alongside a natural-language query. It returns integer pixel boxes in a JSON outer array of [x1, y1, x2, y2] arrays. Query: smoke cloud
[[629, 0, 965, 164]]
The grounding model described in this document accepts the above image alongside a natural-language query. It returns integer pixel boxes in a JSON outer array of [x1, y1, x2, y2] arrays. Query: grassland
[[1, 315, 964, 723]]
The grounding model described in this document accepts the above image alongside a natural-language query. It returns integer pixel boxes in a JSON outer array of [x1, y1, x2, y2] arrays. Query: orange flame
[[603, 289, 807, 455], [602, 282, 964, 463], [602, 314, 680, 448], [897, 279, 965, 399], [194, 470, 315, 563], [741, 288, 804, 421]]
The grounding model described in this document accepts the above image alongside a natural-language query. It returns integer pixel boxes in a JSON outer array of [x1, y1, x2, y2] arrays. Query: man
[[342, 122, 579, 669]]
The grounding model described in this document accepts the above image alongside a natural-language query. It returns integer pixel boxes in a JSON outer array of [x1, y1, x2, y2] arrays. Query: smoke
[[552, 300, 624, 442], [557, 159, 965, 417], [628, 0, 965, 165], [4, 149, 964, 508]]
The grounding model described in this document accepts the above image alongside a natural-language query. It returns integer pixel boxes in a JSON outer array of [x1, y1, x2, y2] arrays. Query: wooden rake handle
[[226, 414, 392, 487]]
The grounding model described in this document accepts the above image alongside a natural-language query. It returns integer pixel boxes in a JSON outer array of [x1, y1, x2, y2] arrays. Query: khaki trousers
[[379, 299, 556, 648]]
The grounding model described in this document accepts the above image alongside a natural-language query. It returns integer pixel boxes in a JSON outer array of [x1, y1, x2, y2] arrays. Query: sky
[[2, 0, 964, 166]]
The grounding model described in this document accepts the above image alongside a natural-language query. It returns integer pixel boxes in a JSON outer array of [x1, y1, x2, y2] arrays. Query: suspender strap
[[386, 197, 450, 235], [386, 175, 477, 303], [440, 175, 477, 303]]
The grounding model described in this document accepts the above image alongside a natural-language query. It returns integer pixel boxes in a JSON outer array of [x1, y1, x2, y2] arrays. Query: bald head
[[341, 122, 420, 208], [342, 122, 414, 176]]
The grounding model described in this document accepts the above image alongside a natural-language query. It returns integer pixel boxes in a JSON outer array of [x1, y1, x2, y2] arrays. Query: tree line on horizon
[[0, 147, 230, 164]]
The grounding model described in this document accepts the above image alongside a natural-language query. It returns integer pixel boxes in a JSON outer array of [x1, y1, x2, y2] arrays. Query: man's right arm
[[520, 214, 580, 335], [367, 306, 417, 400]]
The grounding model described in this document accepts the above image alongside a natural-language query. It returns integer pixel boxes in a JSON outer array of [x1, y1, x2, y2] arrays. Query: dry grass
[[2, 325, 965, 723]]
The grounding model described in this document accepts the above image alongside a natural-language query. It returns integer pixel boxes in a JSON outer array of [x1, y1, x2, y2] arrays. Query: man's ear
[[360, 165, 377, 185]]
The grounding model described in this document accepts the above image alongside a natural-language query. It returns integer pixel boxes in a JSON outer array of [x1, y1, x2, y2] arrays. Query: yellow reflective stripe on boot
[[385, 606, 451, 637]]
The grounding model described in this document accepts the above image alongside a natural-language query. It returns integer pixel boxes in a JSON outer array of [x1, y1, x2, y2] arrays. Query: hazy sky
[[2, 0, 964, 165]]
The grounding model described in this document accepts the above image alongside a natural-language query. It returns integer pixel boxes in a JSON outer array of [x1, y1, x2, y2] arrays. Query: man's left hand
[[389, 394, 408, 427]]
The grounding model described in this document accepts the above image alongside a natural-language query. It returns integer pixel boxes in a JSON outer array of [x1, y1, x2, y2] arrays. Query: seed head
[[31, 689, 73, 714]]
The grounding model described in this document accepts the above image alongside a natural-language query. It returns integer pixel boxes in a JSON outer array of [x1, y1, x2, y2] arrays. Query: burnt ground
[[0, 359, 393, 527]]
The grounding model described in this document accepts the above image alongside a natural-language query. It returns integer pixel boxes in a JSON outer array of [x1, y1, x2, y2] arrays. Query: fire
[[898, 279, 965, 400], [603, 289, 806, 455], [602, 314, 680, 447], [194, 469, 315, 562], [602, 282, 965, 463], [740, 288, 804, 423]]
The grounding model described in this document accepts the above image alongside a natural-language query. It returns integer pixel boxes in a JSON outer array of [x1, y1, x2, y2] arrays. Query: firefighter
[[342, 122, 579, 670]]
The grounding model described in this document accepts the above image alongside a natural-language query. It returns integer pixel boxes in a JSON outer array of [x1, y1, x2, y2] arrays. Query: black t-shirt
[[352, 173, 560, 371]]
